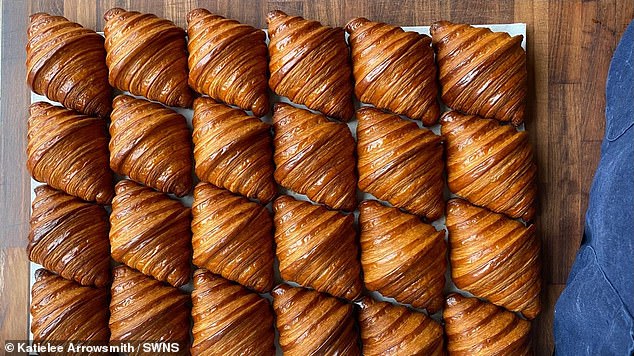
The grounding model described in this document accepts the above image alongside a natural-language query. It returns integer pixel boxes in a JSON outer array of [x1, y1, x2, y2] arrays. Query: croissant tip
[[29, 101, 53, 115], [29, 12, 49, 23], [104, 7, 126, 21], [344, 17, 369, 33], [430, 20, 452, 34], [34, 268, 51, 281], [267, 10, 288, 22], [272, 283, 291, 297], [187, 8, 211, 23], [445, 293, 464, 307]]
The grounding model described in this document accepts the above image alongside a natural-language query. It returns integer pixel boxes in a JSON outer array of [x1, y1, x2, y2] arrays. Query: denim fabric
[[553, 20, 634, 355]]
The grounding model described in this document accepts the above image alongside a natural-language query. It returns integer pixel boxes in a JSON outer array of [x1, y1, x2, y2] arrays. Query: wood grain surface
[[1, 1, 632, 355]]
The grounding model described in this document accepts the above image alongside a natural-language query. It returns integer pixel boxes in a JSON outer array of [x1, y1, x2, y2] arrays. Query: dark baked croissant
[[273, 195, 362, 300], [444, 293, 532, 355], [187, 9, 269, 117], [273, 103, 357, 211], [109, 95, 193, 197], [27, 102, 114, 204], [359, 200, 446, 312], [345, 18, 439, 125], [431, 21, 527, 125], [267, 10, 354, 121], [357, 107, 444, 220], [358, 297, 444, 356], [272, 284, 360, 356], [191, 269, 275, 356], [110, 265, 190, 354], [446, 198, 541, 319], [31, 269, 109, 353], [103, 8, 193, 107], [110, 180, 192, 287], [441, 111, 537, 220], [192, 183, 275, 292], [192, 98, 276, 203], [29, 185, 110, 287], [26, 13, 112, 117]]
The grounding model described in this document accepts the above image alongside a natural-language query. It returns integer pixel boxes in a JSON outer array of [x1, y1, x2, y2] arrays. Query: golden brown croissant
[[110, 265, 190, 354], [272, 284, 360, 356], [110, 180, 192, 287], [357, 107, 444, 220], [192, 98, 276, 203], [31, 269, 109, 354], [441, 111, 537, 220], [191, 183, 275, 292], [359, 200, 446, 312], [273, 103, 357, 211], [187, 9, 269, 117], [358, 297, 444, 356], [431, 21, 527, 125], [27, 102, 114, 204], [29, 185, 110, 287], [26, 13, 112, 118], [191, 269, 275, 356], [444, 293, 532, 355], [446, 198, 541, 319], [109, 95, 193, 197], [267, 10, 354, 121], [273, 195, 362, 300], [345, 18, 440, 125], [103, 8, 193, 107]]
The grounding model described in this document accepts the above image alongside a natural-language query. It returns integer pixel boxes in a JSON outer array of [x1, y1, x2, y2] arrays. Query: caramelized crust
[[27, 102, 114, 204], [267, 10, 354, 121]]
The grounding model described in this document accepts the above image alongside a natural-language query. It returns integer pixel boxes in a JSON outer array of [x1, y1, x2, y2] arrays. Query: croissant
[[103, 8, 193, 107], [109, 95, 193, 197], [28, 185, 110, 287], [31, 269, 109, 354], [431, 21, 527, 125], [272, 284, 360, 356], [359, 200, 446, 312], [26, 13, 112, 117], [267, 10, 354, 121], [27, 102, 114, 204], [357, 107, 444, 220], [191, 270, 276, 356], [446, 198, 541, 319], [187, 9, 269, 116], [358, 297, 444, 356], [191, 183, 275, 292], [444, 293, 532, 355], [110, 265, 190, 354], [345, 18, 440, 125], [273, 103, 357, 211], [273, 195, 362, 300], [110, 180, 192, 287], [192, 98, 276, 203], [441, 111, 537, 220]]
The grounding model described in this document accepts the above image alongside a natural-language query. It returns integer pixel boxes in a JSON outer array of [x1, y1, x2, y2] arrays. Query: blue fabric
[[553, 20, 634, 355]]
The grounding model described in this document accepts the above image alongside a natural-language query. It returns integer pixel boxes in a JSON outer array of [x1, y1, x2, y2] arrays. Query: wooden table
[[1, 1, 632, 354]]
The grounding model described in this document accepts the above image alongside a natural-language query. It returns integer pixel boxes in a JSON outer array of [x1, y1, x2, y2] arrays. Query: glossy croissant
[[26, 13, 112, 117], [191, 183, 275, 292], [441, 111, 537, 220], [273, 195, 363, 300], [191, 270, 275, 356], [358, 297, 444, 356], [357, 107, 444, 220], [193, 98, 276, 203], [431, 21, 527, 125], [359, 200, 446, 312], [446, 198, 541, 319], [267, 10, 354, 121], [110, 180, 192, 287], [27, 102, 114, 204], [29, 185, 110, 287], [444, 293, 532, 355], [345, 18, 439, 125], [187, 9, 269, 116], [110, 95, 193, 197], [272, 284, 360, 356], [273, 103, 357, 211], [104, 8, 193, 107]]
